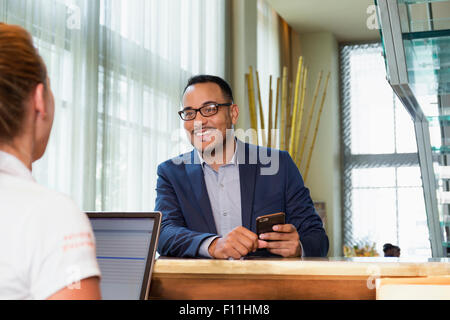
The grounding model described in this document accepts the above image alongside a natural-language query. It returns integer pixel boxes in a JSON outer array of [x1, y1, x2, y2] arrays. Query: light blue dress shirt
[[197, 140, 242, 258]]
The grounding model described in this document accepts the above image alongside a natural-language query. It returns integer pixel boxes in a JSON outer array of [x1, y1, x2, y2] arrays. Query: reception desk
[[149, 257, 450, 300]]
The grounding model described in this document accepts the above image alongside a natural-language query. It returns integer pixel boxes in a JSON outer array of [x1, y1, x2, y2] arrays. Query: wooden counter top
[[150, 257, 450, 300], [154, 257, 450, 277]]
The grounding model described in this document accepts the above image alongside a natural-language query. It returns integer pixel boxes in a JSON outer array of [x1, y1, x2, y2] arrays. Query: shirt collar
[[197, 138, 240, 168], [0, 150, 35, 182]]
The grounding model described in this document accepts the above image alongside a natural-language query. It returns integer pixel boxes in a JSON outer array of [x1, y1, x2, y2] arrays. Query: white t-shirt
[[0, 151, 101, 300]]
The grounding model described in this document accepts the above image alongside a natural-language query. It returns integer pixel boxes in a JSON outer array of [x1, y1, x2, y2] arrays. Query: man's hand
[[208, 226, 259, 259], [257, 224, 302, 257]]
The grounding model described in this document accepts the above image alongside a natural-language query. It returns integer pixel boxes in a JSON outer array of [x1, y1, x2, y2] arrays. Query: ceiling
[[266, 0, 381, 42]]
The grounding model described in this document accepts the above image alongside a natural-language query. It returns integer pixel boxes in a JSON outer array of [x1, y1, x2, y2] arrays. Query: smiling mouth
[[191, 128, 219, 143], [193, 129, 214, 136]]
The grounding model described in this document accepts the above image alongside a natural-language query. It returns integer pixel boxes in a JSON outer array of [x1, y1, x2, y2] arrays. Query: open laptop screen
[[87, 213, 161, 300]]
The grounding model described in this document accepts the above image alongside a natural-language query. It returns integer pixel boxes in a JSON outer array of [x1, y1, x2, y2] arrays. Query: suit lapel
[[184, 150, 217, 234], [239, 142, 258, 231]]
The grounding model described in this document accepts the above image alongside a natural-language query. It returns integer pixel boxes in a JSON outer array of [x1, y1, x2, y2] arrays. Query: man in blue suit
[[155, 75, 328, 259]]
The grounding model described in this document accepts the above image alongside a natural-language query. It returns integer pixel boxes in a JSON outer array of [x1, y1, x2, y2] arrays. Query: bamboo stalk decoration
[[298, 70, 323, 168], [286, 81, 293, 147], [288, 56, 304, 156], [255, 71, 266, 147], [280, 67, 288, 150], [293, 67, 308, 166], [284, 82, 290, 149], [273, 77, 280, 149], [304, 72, 331, 182], [268, 76, 273, 148], [290, 62, 304, 163], [246, 71, 258, 145]]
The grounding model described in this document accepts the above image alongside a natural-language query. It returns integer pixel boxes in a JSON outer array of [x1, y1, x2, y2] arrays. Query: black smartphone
[[256, 212, 286, 235]]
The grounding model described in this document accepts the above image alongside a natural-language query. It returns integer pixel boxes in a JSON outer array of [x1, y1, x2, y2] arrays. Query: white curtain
[[257, 0, 280, 148], [0, 0, 227, 211]]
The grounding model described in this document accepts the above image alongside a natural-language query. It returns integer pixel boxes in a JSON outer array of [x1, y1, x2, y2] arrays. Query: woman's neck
[[0, 137, 33, 171]]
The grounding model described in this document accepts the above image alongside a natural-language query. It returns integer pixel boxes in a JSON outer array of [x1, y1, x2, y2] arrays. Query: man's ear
[[231, 104, 239, 125], [32, 83, 47, 118]]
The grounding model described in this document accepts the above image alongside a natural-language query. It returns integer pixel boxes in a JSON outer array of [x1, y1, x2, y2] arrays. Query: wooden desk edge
[[153, 258, 450, 277]]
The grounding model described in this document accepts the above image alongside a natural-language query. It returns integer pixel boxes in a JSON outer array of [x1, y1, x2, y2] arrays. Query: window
[[256, 0, 280, 148], [341, 43, 431, 257], [1, 0, 227, 211]]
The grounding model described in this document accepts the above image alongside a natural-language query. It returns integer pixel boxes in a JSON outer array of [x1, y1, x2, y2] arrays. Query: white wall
[[297, 32, 342, 257], [231, 0, 258, 131]]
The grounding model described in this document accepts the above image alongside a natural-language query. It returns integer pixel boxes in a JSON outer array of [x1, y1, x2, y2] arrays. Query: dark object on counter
[[383, 243, 401, 257]]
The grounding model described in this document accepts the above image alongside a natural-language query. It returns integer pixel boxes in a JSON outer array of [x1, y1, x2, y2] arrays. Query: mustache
[[191, 126, 217, 134]]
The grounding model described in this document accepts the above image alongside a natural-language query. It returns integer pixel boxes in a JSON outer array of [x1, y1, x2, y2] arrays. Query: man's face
[[182, 82, 239, 154]]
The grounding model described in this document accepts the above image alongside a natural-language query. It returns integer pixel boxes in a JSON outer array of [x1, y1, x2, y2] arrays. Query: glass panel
[[397, 166, 423, 186], [352, 168, 396, 188], [441, 215, 450, 242], [404, 33, 450, 98], [434, 162, 450, 179], [352, 188, 398, 255], [399, 1, 450, 32], [427, 115, 450, 124], [400, 0, 450, 3], [395, 96, 418, 153], [349, 47, 396, 154], [351, 166, 430, 256], [431, 146, 450, 152], [395, 0, 450, 103], [397, 187, 431, 256]]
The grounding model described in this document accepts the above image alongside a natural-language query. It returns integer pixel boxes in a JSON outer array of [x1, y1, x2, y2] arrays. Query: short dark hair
[[383, 243, 400, 254], [183, 75, 233, 103], [383, 243, 394, 252]]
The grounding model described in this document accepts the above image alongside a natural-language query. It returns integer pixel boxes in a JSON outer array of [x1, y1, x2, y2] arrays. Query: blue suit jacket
[[155, 141, 329, 258]]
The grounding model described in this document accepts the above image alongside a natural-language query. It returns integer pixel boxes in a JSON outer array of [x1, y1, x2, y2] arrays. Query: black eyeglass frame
[[178, 103, 233, 121]]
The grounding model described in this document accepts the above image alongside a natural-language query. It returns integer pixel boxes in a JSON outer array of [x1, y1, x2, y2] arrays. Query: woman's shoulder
[[0, 173, 83, 221]]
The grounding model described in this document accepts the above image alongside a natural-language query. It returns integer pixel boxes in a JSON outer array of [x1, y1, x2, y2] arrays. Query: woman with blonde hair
[[0, 23, 101, 300]]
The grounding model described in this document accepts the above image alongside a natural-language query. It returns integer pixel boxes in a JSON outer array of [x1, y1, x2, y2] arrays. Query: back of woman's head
[[0, 23, 47, 142]]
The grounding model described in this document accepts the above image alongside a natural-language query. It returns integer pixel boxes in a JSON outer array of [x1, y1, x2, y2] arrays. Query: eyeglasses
[[178, 103, 232, 121]]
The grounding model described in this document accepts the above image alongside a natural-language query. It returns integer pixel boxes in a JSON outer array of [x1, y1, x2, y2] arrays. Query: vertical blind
[[0, 0, 227, 211]]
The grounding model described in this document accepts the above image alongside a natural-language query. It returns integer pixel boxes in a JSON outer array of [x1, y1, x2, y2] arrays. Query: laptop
[[86, 212, 161, 300]]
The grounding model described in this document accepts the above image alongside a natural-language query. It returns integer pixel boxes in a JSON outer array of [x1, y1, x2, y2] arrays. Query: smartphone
[[256, 212, 286, 235]]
